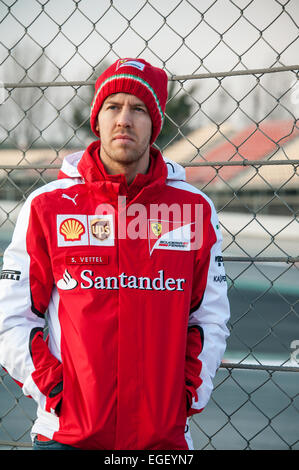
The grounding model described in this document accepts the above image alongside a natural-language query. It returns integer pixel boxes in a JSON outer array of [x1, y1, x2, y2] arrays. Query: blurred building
[[0, 119, 298, 218], [165, 119, 299, 216]]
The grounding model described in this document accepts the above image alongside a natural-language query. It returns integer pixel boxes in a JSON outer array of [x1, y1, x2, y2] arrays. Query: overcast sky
[[1, 0, 298, 80]]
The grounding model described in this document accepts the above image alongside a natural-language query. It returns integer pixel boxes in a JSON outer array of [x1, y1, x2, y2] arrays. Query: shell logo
[[59, 218, 85, 241]]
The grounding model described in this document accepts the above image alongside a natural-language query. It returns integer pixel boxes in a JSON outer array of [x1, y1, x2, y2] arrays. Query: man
[[0, 58, 230, 450]]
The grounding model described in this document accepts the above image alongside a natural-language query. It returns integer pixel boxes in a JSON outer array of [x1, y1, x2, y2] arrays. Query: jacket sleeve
[[0, 190, 63, 415], [185, 197, 230, 416]]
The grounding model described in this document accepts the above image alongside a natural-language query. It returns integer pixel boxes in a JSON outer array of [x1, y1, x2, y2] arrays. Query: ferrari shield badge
[[151, 222, 162, 237]]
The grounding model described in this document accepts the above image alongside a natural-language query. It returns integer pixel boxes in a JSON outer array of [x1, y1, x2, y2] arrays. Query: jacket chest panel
[[47, 194, 196, 298]]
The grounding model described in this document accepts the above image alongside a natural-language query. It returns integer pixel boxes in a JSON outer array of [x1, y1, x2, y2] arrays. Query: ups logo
[[91, 219, 111, 241]]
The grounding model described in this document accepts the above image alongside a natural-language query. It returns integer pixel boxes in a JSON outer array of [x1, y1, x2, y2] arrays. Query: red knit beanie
[[90, 58, 168, 144]]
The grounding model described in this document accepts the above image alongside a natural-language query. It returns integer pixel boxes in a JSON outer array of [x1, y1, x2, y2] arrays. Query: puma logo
[[62, 193, 78, 206]]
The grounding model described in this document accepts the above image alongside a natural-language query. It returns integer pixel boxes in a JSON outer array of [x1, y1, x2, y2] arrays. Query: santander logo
[[57, 269, 78, 290], [56, 269, 186, 292]]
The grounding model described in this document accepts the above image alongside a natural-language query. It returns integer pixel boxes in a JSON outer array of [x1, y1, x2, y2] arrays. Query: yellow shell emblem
[[151, 222, 162, 237], [60, 218, 85, 241]]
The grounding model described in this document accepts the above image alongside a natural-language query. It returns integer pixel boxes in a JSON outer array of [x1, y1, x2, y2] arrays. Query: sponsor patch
[[57, 215, 88, 247], [57, 214, 114, 247], [60, 218, 85, 241], [116, 59, 145, 71], [90, 218, 111, 241], [57, 268, 186, 292], [88, 214, 114, 246], [148, 219, 191, 255], [213, 275, 227, 283], [151, 222, 162, 237], [0, 269, 21, 281], [215, 255, 224, 267], [57, 269, 78, 290]]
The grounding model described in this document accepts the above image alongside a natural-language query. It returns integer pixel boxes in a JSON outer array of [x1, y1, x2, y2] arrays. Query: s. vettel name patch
[[66, 255, 109, 265]]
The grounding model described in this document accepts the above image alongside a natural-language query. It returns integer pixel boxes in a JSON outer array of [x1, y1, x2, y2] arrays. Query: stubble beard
[[101, 139, 150, 167]]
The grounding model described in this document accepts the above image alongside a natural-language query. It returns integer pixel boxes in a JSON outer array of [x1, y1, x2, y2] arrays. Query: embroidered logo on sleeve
[[0, 269, 21, 281], [215, 255, 224, 267]]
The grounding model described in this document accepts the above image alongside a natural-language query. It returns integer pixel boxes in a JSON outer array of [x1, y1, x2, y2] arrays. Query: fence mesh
[[0, 0, 298, 450]]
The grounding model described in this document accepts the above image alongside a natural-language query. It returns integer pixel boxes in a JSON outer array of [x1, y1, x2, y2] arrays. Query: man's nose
[[116, 106, 132, 127]]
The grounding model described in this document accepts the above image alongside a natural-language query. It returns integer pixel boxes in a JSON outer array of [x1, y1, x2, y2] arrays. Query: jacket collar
[[75, 140, 168, 201], [58, 141, 186, 198]]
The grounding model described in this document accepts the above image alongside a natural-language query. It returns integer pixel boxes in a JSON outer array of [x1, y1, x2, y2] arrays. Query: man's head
[[90, 58, 168, 145], [95, 92, 153, 175]]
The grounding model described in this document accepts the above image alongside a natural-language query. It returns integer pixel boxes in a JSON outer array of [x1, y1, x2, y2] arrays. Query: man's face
[[96, 93, 152, 170]]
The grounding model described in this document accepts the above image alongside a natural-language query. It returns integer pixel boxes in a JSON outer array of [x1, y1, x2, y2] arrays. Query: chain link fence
[[0, 0, 298, 450]]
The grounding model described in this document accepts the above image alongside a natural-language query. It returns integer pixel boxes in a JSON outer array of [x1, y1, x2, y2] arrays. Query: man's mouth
[[113, 134, 134, 142]]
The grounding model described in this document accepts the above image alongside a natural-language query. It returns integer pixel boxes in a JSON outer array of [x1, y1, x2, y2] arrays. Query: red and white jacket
[[0, 142, 230, 450]]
